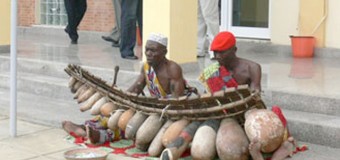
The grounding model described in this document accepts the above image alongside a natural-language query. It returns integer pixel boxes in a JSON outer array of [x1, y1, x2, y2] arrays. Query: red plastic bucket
[[290, 36, 315, 58]]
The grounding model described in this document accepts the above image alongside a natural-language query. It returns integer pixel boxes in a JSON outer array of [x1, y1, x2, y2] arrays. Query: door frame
[[220, 0, 271, 39]]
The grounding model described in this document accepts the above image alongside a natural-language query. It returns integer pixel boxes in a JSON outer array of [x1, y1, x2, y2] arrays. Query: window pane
[[232, 0, 269, 28], [40, 0, 67, 26]]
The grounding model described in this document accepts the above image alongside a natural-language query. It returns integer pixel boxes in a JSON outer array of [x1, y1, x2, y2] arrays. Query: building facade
[[1, 0, 339, 51], [18, 0, 115, 32]]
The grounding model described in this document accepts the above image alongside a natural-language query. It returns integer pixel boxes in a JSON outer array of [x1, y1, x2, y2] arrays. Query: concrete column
[[0, 0, 11, 53], [143, 0, 197, 64], [299, 0, 326, 47]]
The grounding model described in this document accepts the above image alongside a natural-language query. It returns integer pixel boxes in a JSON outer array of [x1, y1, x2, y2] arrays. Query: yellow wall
[[271, 0, 300, 45], [299, 0, 326, 47], [143, 0, 170, 45], [271, 0, 337, 49], [143, 0, 197, 64], [0, 0, 11, 45], [169, 0, 197, 64]]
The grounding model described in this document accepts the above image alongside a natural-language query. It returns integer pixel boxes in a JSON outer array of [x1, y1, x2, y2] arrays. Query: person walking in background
[[64, 0, 87, 44], [197, 0, 219, 59], [101, 0, 121, 48], [119, 0, 142, 60]]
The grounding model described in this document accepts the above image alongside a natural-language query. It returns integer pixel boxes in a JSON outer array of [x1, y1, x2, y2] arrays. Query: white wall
[[325, 0, 340, 48]]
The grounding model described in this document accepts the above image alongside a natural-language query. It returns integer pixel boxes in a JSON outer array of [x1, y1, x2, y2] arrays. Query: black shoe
[[102, 36, 118, 43], [71, 40, 78, 44], [112, 41, 120, 48], [197, 55, 205, 58], [122, 55, 138, 60]]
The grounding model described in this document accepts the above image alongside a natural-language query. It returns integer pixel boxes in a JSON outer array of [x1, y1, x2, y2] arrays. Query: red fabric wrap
[[271, 106, 308, 155], [69, 132, 87, 144], [206, 65, 238, 93], [271, 106, 287, 128]]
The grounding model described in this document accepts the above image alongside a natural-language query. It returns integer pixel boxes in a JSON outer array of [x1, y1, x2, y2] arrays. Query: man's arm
[[127, 67, 146, 95], [249, 63, 262, 93], [168, 62, 185, 98]]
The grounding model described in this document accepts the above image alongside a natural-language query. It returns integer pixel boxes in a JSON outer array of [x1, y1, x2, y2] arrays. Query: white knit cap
[[147, 33, 168, 47]]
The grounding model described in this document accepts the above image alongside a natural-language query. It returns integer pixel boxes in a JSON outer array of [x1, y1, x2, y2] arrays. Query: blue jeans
[[120, 0, 143, 57]]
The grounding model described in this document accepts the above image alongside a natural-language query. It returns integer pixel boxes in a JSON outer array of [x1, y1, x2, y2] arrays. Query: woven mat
[[64, 127, 307, 160], [64, 134, 192, 159]]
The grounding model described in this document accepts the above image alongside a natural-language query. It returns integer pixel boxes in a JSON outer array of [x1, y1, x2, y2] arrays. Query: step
[[18, 26, 340, 59], [0, 57, 141, 100], [3, 56, 338, 116], [0, 56, 69, 79], [0, 55, 207, 99], [0, 88, 92, 128], [2, 85, 339, 149], [290, 141, 340, 160], [263, 89, 340, 117], [282, 109, 340, 148], [18, 26, 106, 43], [2, 56, 339, 148], [0, 72, 73, 100]]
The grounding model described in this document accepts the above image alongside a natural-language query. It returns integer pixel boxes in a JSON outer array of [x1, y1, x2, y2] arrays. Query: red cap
[[210, 31, 236, 52]]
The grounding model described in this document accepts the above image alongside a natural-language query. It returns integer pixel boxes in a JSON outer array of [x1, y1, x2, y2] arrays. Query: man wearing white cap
[[62, 33, 192, 144], [127, 33, 188, 98], [62, 33, 193, 145]]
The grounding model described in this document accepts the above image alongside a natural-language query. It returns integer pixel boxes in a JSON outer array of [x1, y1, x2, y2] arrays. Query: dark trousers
[[120, 0, 143, 57], [64, 0, 87, 41]]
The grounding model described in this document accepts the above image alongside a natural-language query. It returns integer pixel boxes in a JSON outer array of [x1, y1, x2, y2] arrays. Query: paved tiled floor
[[1, 117, 340, 160], [0, 117, 138, 160]]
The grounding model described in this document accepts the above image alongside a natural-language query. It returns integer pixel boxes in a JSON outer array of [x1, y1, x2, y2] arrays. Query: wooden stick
[[112, 65, 119, 87]]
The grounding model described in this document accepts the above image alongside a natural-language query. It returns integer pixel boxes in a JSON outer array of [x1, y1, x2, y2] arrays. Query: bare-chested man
[[200, 31, 295, 160], [63, 33, 190, 144], [127, 33, 186, 98]]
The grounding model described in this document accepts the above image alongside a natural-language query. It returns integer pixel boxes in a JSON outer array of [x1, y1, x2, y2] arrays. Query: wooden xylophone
[[64, 64, 267, 159]]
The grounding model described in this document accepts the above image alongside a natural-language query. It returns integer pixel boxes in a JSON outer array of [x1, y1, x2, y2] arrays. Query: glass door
[[221, 0, 270, 39]]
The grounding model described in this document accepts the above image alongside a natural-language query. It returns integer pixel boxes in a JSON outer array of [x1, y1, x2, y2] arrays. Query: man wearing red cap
[[199, 31, 261, 93], [199, 31, 296, 160]]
